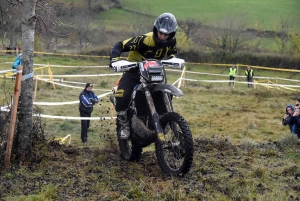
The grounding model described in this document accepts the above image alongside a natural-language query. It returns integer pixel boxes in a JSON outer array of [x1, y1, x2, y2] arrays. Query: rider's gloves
[[109, 58, 118, 68], [111, 60, 137, 72], [162, 58, 185, 69]]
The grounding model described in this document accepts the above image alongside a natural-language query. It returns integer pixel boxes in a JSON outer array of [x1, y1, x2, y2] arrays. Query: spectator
[[292, 104, 300, 145], [282, 104, 294, 133], [229, 65, 237, 86], [282, 104, 300, 145], [245, 66, 254, 88], [79, 83, 99, 143]]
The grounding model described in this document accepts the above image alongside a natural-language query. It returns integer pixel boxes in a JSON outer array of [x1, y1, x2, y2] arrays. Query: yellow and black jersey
[[110, 32, 178, 62]]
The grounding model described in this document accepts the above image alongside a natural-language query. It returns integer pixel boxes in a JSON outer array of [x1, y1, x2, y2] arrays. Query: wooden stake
[[5, 65, 23, 169]]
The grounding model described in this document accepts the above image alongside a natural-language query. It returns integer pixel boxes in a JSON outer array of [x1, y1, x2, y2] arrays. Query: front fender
[[152, 83, 184, 97]]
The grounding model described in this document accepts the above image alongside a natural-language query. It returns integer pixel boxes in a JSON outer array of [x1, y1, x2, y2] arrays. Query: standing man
[[229, 65, 237, 86], [79, 83, 99, 143], [245, 66, 254, 88]]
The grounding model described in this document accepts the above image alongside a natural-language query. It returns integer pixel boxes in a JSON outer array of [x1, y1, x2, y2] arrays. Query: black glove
[[91, 99, 96, 105], [109, 58, 118, 68]]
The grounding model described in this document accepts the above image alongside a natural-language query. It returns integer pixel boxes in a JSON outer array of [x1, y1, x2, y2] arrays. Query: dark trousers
[[247, 77, 253, 88], [80, 111, 91, 142], [229, 76, 235, 86], [115, 75, 140, 112]]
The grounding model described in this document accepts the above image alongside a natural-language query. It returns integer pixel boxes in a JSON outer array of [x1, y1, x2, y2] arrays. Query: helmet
[[153, 13, 177, 44]]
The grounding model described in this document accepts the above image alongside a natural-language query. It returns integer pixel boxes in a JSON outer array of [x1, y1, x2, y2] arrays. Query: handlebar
[[111, 58, 185, 72]]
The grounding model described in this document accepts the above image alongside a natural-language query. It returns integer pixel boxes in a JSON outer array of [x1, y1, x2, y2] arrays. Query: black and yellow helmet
[[153, 13, 177, 45]]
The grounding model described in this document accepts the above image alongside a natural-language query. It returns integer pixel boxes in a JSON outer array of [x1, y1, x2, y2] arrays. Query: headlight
[[150, 75, 164, 82]]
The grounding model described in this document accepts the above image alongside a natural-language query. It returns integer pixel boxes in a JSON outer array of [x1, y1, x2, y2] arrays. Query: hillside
[[120, 0, 300, 31]]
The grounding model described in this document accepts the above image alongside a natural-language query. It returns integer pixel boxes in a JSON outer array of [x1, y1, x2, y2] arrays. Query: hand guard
[[111, 60, 137, 72], [161, 58, 185, 69]]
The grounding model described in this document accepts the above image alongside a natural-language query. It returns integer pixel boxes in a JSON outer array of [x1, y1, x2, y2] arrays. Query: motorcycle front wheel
[[155, 112, 194, 176]]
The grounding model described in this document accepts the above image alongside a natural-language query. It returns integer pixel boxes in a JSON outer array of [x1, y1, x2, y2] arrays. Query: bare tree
[[17, 0, 37, 157], [0, 1, 22, 49], [126, 11, 153, 36], [0, 0, 73, 158], [178, 18, 201, 41], [209, 13, 248, 53], [73, 10, 92, 53], [275, 17, 293, 54], [290, 32, 300, 55]]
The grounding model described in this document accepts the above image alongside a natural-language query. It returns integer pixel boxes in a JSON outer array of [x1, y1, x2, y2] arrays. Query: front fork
[[143, 84, 165, 141]]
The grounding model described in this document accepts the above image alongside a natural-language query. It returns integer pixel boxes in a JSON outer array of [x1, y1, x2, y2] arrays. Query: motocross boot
[[117, 111, 130, 139]]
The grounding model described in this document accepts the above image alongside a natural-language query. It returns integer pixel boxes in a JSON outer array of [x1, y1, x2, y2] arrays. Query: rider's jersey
[[110, 32, 178, 62], [110, 32, 178, 78]]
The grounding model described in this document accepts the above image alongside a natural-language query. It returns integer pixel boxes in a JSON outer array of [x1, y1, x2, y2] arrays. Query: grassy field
[[1, 55, 300, 200], [108, 0, 300, 31], [1, 53, 300, 146], [73, 0, 300, 33]]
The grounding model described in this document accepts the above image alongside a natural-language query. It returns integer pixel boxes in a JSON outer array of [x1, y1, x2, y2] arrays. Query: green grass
[[1, 54, 300, 146], [1, 55, 300, 200], [120, 0, 300, 31]]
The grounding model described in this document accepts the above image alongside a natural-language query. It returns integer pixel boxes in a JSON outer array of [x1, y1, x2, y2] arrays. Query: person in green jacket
[[245, 66, 254, 88], [229, 65, 237, 86]]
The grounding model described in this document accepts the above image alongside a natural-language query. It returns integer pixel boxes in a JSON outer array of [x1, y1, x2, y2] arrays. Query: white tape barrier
[[33, 91, 112, 105], [35, 77, 111, 91], [34, 64, 109, 68], [0, 69, 15, 74], [1, 64, 299, 83], [0, 106, 10, 111], [35, 114, 116, 120], [1, 108, 116, 120], [166, 69, 300, 83], [181, 78, 300, 88], [36, 73, 122, 78], [3, 62, 108, 68]]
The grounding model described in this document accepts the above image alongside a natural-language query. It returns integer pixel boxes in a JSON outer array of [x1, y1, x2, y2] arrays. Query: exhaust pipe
[[131, 114, 156, 141]]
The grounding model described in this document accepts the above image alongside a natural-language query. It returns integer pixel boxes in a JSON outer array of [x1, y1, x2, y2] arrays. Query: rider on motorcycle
[[110, 13, 182, 139], [109, 13, 181, 139]]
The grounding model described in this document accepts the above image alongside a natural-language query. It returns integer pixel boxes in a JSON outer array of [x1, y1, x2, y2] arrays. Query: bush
[[180, 50, 300, 69]]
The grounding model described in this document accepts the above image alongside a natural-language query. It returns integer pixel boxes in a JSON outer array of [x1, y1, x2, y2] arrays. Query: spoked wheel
[[155, 112, 194, 176], [116, 119, 142, 162]]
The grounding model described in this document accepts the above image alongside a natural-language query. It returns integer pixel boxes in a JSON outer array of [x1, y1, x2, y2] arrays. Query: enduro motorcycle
[[110, 58, 194, 176]]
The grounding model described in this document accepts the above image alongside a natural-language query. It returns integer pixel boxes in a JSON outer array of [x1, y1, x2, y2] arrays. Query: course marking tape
[[33, 91, 112, 105], [0, 69, 15, 74], [35, 77, 112, 91], [3, 62, 108, 68], [22, 71, 34, 81], [181, 78, 300, 88], [1, 108, 117, 120], [35, 114, 117, 120], [35, 73, 122, 78]]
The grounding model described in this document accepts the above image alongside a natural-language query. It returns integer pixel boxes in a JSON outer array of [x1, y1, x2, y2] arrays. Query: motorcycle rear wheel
[[155, 112, 194, 176], [116, 119, 142, 161]]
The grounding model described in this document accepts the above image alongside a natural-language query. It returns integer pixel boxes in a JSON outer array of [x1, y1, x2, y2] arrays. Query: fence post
[[34, 76, 38, 102], [5, 65, 23, 169]]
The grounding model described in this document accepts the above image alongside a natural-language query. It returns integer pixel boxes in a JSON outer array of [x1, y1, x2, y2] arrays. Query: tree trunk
[[17, 0, 37, 157]]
